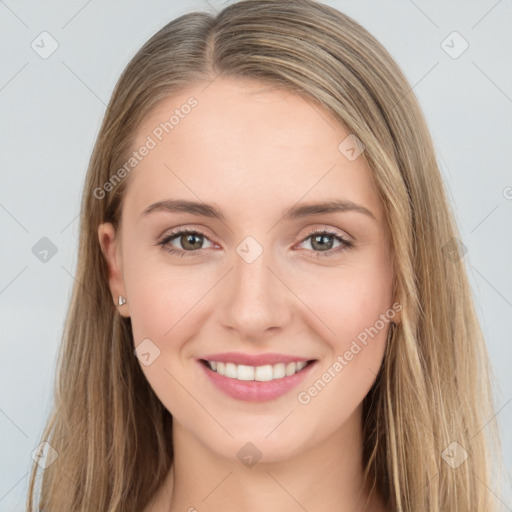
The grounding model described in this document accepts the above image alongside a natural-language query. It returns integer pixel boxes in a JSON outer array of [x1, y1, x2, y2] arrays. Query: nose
[[218, 241, 292, 342]]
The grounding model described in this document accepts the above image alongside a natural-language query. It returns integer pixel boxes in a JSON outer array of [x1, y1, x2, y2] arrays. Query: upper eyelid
[[160, 227, 214, 245], [160, 227, 351, 246]]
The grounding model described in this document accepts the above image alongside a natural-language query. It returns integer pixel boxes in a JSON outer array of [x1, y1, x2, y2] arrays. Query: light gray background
[[1, 1, 511, 510]]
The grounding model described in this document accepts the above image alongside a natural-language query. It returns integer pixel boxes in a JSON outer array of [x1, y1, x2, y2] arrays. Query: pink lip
[[197, 357, 317, 402], [199, 352, 312, 366]]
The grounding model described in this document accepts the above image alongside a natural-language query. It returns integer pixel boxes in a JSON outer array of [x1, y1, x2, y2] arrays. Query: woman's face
[[99, 77, 399, 463]]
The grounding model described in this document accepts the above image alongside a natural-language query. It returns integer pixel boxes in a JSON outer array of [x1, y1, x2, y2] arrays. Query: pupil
[[183, 234, 202, 250], [312, 234, 333, 251]]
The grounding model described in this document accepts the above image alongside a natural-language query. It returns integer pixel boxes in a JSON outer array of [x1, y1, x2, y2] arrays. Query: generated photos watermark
[[93, 96, 198, 200], [297, 301, 402, 405]]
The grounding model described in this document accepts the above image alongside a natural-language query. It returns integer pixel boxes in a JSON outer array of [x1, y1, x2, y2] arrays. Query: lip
[[197, 356, 318, 402], [199, 352, 312, 366]]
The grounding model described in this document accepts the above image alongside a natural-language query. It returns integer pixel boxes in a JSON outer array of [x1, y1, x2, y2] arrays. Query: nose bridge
[[233, 234, 277, 302], [219, 233, 290, 337]]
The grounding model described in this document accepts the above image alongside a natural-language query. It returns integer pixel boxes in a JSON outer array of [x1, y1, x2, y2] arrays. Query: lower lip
[[198, 360, 317, 402]]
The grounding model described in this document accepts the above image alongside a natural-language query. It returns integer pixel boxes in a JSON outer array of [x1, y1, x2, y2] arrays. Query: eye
[[296, 229, 353, 258], [156, 228, 353, 259], [157, 228, 216, 258]]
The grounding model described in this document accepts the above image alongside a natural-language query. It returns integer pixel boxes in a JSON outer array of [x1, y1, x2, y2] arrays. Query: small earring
[[118, 295, 126, 306]]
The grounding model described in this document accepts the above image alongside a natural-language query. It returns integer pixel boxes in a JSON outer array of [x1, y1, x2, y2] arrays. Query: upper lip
[[199, 352, 315, 366]]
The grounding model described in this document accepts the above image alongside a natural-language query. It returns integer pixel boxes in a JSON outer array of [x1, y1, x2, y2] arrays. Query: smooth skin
[[98, 77, 398, 512]]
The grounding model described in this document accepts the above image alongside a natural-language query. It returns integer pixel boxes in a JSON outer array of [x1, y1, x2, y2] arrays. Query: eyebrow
[[140, 198, 377, 222]]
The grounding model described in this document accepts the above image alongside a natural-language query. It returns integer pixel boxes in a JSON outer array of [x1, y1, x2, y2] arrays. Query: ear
[[98, 222, 130, 318]]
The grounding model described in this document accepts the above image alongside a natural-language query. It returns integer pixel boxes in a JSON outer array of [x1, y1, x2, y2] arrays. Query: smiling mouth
[[200, 359, 316, 382]]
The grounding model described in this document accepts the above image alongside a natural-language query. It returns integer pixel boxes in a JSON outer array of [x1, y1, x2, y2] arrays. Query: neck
[[149, 405, 387, 512]]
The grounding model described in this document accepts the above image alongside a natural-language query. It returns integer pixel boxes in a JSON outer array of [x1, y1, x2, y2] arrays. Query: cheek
[[302, 258, 394, 347], [122, 242, 206, 345], [295, 258, 393, 406], [128, 277, 199, 345], [122, 249, 218, 415], [294, 260, 393, 417], [122, 251, 206, 417]]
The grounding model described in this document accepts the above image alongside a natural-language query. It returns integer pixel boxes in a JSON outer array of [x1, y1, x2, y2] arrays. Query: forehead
[[122, 77, 383, 225]]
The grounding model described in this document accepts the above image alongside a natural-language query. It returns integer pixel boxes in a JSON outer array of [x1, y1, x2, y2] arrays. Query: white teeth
[[273, 363, 286, 379], [285, 362, 296, 376], [225, 363, 237, 378], [255, 365, 273, 382], [237, 364, 255, 381], [206, 359, 310, 381]]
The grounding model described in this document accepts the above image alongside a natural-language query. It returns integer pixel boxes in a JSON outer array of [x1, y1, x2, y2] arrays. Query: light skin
[[98, 77, 399, 512]]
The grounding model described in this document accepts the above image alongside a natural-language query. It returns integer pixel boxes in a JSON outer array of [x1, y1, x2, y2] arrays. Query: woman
[[27, 1, 502, 510]]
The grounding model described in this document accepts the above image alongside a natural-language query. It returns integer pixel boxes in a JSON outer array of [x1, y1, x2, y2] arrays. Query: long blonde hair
[[27, 1, 502, 510]]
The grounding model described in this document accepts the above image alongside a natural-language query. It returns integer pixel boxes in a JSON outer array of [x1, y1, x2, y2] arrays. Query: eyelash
[[156, 227, 353, 259]]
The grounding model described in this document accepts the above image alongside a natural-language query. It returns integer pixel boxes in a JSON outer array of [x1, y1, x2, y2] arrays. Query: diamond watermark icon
[[31, 31, 59, 59], [134, 338, 161, 366], [32, 237, 58, 263], [338, 134, 365, 161], [236, 236, 263, 264], [441, 31, 469, 59], [31, 441, 59, 469], [442, 237, 467, 263], [441, 441, 468, 469], [237, 442, 263, 468]]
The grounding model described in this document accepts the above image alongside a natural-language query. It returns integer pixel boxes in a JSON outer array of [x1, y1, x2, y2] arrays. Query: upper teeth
[[207, 360, 308, 381]]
